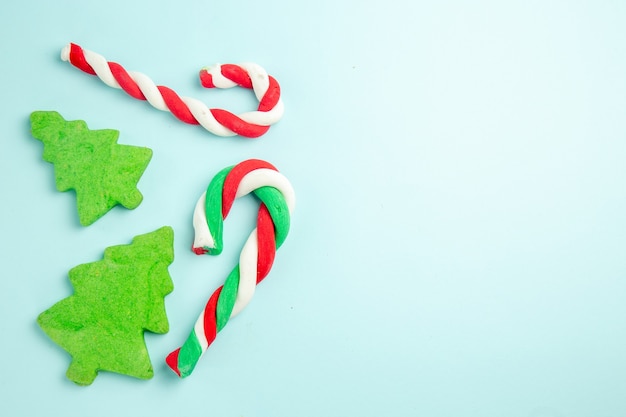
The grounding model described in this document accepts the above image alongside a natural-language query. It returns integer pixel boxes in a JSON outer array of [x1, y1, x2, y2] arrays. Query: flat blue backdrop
[[1, 1, 626, 416]]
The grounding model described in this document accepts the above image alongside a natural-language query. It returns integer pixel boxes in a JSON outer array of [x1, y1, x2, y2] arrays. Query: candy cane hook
[[166, 159, 295, 378], [61, 43, 284, 138]]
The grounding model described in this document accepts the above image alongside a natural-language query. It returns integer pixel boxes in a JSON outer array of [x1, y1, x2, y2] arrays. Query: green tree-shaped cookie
[[37, 226, 175, 386], [30, 111, 153, 226]]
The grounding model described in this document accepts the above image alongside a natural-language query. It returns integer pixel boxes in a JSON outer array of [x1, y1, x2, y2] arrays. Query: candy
[[61, 43, 284, 138], [166, 159, 295, 378]]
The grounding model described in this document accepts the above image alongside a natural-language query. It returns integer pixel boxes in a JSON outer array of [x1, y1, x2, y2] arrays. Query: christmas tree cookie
[[30, 111, 153, 226], [37, 226, 175, 385]]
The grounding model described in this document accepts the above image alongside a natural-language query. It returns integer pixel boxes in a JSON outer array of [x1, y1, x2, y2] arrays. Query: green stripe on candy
[[203, 166, 230, 255], [255, 186, 291, 248], [176, 329, 204, 376]]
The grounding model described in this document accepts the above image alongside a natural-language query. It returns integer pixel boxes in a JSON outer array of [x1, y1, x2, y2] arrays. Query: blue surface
[[2, 0, 626, 416]]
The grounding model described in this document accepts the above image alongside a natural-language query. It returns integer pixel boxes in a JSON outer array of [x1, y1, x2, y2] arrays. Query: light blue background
[[1, 1, 626, 416]]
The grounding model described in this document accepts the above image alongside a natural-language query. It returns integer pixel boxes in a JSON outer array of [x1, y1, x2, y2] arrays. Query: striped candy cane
[[61, 43, 284, 138], [166, 159, 295, 378]]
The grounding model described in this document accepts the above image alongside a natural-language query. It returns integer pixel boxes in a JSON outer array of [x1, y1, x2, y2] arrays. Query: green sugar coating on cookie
[[30, 111, 153, 226], [37, 226, 175, 386]]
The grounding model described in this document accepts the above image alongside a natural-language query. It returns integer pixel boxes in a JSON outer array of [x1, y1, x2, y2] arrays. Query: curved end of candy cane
[[198, 67, 215, 88], [60, 43, 71, 61], [199, 64, 239, 89]]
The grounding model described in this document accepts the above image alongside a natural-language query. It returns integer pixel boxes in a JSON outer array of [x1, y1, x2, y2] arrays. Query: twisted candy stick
[[166, 159, 295, 378], [61, 43, 284, 138]]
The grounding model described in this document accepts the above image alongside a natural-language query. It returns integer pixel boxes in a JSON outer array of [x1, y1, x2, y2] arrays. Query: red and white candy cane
[[166, 159, 295, 378], [61, 43, 284, 138]]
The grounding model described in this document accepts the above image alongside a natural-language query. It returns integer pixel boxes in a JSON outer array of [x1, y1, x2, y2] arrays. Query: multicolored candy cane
[[61, 43, 284, 138], [166, 159, 295, 378]]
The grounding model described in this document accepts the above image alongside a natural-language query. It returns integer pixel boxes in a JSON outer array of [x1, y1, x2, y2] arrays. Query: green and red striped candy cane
[[166, 159, 295, 378]]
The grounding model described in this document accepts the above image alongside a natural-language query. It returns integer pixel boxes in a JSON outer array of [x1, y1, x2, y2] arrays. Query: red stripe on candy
[[165, 349, 182, 376], [109, 62, 146, 100], [256, 204, 276, 283], [157, 86, 198, 125], [221, 64, 253, 89], [199, 70, 214, 88], [202, 286, 222, 346], [68, 43, 96, 75], [210, 109, 270, 138], [258, 76, 281, 112], [221, 159, 278, 217], [192, 245, 208, 255]]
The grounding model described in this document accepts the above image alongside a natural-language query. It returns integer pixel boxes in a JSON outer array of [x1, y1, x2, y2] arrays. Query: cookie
[[30, 111, 152, 226], [37, 226, 174, 385]]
